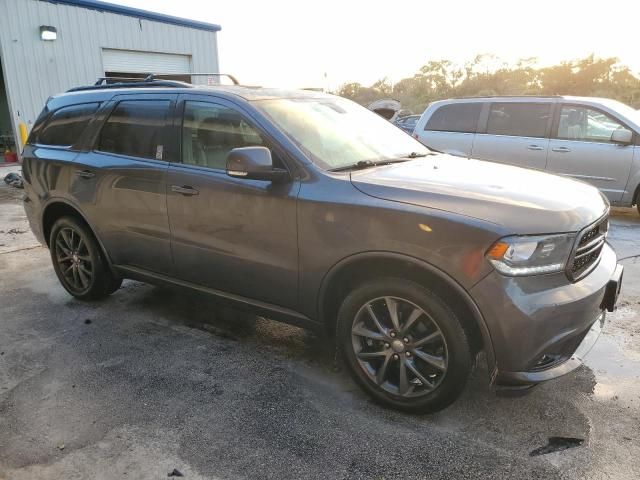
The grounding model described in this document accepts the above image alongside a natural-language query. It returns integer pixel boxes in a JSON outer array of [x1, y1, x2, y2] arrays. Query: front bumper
[[496, 311, 604, 385], [471, 243, 621, 386]]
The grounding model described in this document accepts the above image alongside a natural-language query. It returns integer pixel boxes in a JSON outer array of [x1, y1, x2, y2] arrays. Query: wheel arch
[[41, 199, 114, 267], [318, 251, 497, 381], [633, 182, 640, 206]]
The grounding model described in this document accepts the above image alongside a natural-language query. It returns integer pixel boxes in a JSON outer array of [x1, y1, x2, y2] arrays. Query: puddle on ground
[[530, 437, 584, 456], [584, 324, 640, 406]]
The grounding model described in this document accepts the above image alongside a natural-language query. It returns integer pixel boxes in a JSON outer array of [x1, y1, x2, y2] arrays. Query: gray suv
[[414, 96, 640, 212], [22, 79, 623, 413]]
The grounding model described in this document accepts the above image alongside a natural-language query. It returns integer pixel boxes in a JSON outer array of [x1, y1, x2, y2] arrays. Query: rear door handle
[[527, 145, 544, 151], [75, 169, 95, 179], [552, 146, 571, 153], [171, 185, 199, 196]]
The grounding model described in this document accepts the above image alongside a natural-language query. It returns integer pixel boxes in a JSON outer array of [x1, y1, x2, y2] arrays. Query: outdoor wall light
[[40, 26, 57, 41]]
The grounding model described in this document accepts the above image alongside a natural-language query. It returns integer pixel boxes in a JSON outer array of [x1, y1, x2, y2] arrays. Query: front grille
[[568, 215, 608, 281]]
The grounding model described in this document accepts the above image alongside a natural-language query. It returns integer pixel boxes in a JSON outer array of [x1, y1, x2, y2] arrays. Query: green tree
[[336, 55, 640, 112]]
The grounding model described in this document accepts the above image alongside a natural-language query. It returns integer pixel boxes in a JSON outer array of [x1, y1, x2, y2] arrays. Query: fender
[[318, 251, 497, 381], [40, 196, 115, 268]]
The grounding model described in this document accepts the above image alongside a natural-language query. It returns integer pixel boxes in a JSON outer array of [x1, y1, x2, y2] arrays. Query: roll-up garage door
[[102, 49, 191, 75]]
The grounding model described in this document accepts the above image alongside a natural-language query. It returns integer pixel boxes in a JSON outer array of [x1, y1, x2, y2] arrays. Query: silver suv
[[414, 96, 640, 212]]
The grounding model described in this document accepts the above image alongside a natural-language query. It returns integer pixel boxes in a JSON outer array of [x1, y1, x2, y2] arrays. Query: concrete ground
[[1, 168, 639, 480]]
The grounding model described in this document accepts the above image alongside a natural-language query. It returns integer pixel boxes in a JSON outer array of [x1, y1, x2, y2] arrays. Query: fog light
[[533, 354, 560, 370]]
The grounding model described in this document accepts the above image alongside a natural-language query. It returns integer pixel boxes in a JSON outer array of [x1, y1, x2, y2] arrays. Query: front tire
[[50, 216, 119, 300], [338, 278, 472, 413]]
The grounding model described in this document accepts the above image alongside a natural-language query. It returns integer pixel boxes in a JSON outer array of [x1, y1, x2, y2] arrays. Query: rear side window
[[35, 103, 100, 147], [425, 103, 481, 133], [98, 100, 171, 160], [486, 103, 551, 138]]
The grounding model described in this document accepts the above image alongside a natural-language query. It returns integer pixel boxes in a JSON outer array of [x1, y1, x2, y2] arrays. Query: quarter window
[[182, 101, 268, 170], [98, 100, 171, 160], [425, 103, 482, 133], [557, 106, 627, 143], [486, 103, 551, 138], [36, 103, 100, 147]]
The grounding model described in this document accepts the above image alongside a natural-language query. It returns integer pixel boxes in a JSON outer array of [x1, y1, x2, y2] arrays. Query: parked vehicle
[[413, 96, 640, 212], [22, 79, 622, 413], [394, 114, 420, 134], [368, 98, 405, 122]]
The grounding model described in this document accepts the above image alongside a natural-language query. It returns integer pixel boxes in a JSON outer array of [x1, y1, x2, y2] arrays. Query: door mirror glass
[[611, 127, 633, 144], [226, 147, 289, 182]]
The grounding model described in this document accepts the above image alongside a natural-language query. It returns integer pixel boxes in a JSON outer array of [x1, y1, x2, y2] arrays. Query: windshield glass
[[603, 99, 640, 127], [256, 97, 430, 170]]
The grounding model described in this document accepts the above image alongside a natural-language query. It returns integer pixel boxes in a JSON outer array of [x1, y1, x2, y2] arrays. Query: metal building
[[0, 0, 220, 161]]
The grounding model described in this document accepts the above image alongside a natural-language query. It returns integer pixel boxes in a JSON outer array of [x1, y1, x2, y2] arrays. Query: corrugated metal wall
[[0, 0, 219, 146]]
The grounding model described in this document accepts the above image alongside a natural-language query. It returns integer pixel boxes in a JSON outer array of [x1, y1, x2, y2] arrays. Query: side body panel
[[165, 94, 301, 309], [77, 93, 177, 273], [421, 131, 475, 157], [166, 165, 300, 308], [73, 151, 172, 272], [546, 140, 634, 203], [295, 174, 502, 321], [620, 145, 640, 206], [546, 102, 636, 204], [471, 134, 549, 170]]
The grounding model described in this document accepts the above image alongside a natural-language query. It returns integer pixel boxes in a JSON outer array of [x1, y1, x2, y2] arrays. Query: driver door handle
[[527, 145, 544, 151], [552, 146, 572, 153], [171, 185, 199, 196]]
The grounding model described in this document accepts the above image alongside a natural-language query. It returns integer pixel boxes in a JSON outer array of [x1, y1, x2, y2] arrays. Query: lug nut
[[390, 332, 396, 338], [393, 354, 399, 360], [405, 351, 411, 357], [403, 337, 409, 343], [384, 343, 390, 349]]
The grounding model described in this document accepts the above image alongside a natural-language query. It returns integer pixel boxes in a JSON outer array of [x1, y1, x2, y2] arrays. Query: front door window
[[557, 106, 626, 143], [182, 101, 269, 170]]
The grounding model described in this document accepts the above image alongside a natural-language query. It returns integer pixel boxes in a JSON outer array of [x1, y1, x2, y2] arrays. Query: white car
[[413, 96, 640, 211]]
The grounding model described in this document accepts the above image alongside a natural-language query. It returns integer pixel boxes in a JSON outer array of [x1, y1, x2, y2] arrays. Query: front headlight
[[486, 233, 576, 276]]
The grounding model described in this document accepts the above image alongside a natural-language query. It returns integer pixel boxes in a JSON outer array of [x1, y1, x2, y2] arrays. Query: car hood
[[350, 155, 608, 234]]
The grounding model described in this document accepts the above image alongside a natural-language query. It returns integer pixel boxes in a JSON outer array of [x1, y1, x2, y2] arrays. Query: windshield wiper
[[329, 159, 409, 172], [402, 151, 431, 158]]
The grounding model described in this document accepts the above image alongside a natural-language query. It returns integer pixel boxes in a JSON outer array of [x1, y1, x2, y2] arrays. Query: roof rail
[[67, 78, 190, 92], [66, 73, 240, 93], [450, 95, 563, 99], [144, 73, 240, 85]]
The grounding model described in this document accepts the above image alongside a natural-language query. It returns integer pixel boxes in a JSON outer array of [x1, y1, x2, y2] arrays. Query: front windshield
[[256, 97, 431, 170], [604, 99, 640, 127]]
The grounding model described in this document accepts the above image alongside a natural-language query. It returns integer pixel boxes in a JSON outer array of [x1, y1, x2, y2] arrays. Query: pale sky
[[115, 0, 640, 90]]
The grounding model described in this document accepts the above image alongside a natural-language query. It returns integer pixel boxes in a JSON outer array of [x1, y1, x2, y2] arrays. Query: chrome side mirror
[[611, 128, 633, 145]]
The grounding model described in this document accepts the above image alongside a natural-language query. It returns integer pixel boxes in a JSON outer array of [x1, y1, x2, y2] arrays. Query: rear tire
[[337, 277, 472, 413], [49, 216, 119, 300]]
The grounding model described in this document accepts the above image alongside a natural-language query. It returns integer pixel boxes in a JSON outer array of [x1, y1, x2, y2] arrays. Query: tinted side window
[[36, 103, 100, 147], [425, 103, 481, 133], [486, 103, 551, 138], [182, 101, 271, 170], [98, 100, 171, 160]]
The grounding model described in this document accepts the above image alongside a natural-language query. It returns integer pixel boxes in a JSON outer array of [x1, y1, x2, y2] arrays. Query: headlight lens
[[486, 233, 576, 276]]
